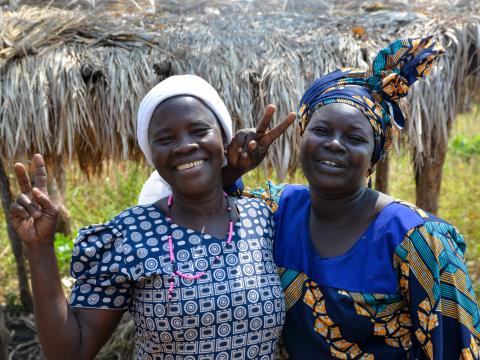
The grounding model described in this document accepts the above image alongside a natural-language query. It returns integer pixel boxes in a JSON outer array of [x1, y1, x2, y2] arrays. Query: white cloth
[[137, 74, 232, 205]]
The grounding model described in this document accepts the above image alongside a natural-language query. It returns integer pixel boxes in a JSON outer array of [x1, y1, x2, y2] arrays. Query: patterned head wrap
[[297, 36, 444, 170]]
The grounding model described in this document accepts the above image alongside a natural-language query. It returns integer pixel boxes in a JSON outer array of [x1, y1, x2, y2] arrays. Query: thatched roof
[[1, 0, 479, 176]]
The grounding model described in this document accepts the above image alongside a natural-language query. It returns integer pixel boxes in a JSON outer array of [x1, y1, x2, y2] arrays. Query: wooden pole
[[374, 153, 390, 194], [415, 148, 447, 215]]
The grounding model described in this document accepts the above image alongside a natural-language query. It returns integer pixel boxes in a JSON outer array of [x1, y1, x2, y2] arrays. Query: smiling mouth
[[320, 160, 343, 168], [176, 160, 204, 171]]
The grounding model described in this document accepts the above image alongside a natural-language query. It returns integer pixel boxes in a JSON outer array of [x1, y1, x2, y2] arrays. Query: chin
[[173, 175, 222, 196]]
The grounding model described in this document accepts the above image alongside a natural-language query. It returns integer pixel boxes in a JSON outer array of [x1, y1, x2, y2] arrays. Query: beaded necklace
[[166, 192, 234, 299]]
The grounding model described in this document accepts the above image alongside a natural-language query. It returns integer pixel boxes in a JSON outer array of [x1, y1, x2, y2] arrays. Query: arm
[[223, 105, 296, 187], [9, 154, 123, 360], [394, 222, 480, 359]]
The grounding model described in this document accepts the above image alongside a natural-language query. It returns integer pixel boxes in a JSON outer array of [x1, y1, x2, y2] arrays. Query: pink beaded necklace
[[166, 192, 234, 300]]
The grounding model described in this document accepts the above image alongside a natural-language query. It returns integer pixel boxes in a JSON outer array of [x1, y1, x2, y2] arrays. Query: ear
[[366, 162, 375, 177]]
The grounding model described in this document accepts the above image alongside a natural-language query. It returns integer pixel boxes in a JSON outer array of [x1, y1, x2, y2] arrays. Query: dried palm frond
[[0, 1, 479, 178]]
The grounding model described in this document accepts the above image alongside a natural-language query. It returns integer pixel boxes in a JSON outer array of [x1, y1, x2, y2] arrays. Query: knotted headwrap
[[297, 36, 444, 170], [137, 74, 233, 205]]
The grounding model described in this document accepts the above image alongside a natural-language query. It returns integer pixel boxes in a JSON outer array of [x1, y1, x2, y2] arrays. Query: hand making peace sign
[[9, 154, 59, 247], [226, 105, 296, 173]]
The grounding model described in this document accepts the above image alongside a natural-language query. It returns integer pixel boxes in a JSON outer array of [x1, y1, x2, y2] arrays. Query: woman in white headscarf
[[10, 74, 295, 359]]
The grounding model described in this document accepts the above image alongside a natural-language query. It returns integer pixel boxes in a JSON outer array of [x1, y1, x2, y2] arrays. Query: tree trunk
[[0, 306, 9, 360], [414, 141, 448, 215], [0, 159, 33, 312], [0, 307, 8, 360], [374, 154, 389, 194]]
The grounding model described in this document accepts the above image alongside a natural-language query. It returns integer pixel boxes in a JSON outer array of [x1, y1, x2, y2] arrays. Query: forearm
[[222, 165, 245, 188], [26, 244, 83, 359]]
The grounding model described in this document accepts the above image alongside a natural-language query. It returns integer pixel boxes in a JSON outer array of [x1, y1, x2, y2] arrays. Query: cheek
[[300, 137, 316, 174], [353, 147, 375, 173], [202, 133, 225, 158], [150, 144, 168, 164]]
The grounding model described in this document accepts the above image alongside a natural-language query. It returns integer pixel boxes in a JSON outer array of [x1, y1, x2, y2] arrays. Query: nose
[[172, 136, 199, 155], [324, 134, 346, 153], [172, 142, 199, 155]]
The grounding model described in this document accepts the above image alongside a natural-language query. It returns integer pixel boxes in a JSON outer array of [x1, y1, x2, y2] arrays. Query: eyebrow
[[151, 118, 215, 132], [313, 118, 370, 131]]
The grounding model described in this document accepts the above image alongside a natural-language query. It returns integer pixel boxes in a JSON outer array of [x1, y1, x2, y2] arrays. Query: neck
[[170, 185, 227, 218], [309, 186, 369, 222]]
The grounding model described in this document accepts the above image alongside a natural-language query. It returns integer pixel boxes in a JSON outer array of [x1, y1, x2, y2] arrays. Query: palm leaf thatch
[[0, 0, 479, 178]]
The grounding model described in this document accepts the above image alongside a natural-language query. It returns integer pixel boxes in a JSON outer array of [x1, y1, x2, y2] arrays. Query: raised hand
[[9, 154, 59, 247], [227, 105, 296, 173]]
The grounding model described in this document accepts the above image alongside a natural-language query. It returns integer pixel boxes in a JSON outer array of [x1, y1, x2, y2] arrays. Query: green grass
[[0, 108, 479, 304]]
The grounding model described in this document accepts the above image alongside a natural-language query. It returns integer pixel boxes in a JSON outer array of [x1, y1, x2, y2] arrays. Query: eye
[[347, 135, 367, 144], [191, 127, 211, 136], [312, 127, 330, 136], [153, 136, 174, 145]]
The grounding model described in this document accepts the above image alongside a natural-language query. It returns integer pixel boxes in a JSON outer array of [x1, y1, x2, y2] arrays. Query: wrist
[[25, 241, 55, 258]]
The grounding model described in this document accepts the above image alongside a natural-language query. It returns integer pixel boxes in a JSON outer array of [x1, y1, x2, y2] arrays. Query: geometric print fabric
[[70, 197, 285, 359]]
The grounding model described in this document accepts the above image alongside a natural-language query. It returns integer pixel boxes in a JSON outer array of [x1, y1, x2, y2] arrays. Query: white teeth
[[321, 160, 340, 167], [177, 160, 204, 170]]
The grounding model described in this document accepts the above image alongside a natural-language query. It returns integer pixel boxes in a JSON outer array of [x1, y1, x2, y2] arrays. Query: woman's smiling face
[[148, 95, 225, 196], [300, 102, 375, 196]]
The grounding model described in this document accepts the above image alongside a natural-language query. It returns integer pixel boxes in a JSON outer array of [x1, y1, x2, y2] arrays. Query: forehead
[[309, 102, 371, 132], [150, 95, 219, 130]]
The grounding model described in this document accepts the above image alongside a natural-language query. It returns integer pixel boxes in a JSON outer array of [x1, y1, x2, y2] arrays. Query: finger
[[256, 104, 276, 134], [233, 130, 249, 154], [14, 163, 33, 197], [229, 131, 247, 152], [16, 194, 42, 218], [32, 154, 48, 194], [263, 112, 296, 144], [240, 132, 250, 158], [9, 202, 30, 220], [32, 187, 57, 217], [248, 140, 257, 152]]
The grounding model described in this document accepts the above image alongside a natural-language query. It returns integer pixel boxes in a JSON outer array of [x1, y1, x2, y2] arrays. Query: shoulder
[[234, 196, 274, 218], [244, 182, 309, 213], [278, 184, 309, 200], [402, 219, 465, 257], [392, 202, 466, 264], [73, 204, 165, 256], [374, 200, 433, 236]]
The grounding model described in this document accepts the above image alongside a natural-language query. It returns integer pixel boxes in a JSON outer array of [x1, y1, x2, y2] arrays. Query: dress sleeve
[[224, 178, 244, 196], [242, 181, 287, 213], [69, 219, 133, 310], [394, 221, 480, 359]]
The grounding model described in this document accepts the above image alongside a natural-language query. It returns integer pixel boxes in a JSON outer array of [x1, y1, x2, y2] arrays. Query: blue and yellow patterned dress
[[249, 183, 480, 359]]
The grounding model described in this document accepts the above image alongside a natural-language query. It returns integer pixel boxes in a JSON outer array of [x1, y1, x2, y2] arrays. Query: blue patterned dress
[[69, 197, 285, 359], [247, 183, 480, 359]]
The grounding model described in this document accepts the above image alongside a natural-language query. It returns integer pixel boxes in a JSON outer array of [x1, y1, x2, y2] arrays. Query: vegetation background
[[0, 108, 479, 306]]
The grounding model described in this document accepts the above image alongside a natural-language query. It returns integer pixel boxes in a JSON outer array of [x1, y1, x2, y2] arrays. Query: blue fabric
[[238, 183, 480, 358], [224, 177, 244, 196], [273, 185, 425, 294]]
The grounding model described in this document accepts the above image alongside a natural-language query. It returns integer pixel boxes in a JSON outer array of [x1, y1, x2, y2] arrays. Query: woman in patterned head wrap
[[225, 36, 480, 359]]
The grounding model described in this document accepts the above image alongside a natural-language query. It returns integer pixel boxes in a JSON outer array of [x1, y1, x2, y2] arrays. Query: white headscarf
[[136, 74, 232, 205]]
